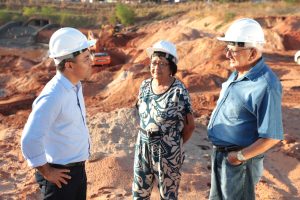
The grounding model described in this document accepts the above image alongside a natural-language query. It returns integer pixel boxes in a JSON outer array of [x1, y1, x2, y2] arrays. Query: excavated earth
[[0, 14, 300, 199]]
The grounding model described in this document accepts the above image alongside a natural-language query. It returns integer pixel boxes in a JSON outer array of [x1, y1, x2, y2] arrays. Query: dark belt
[[213, 145, 243, 153], [50, 161, 85, 168], [139, 128, 161, 137]]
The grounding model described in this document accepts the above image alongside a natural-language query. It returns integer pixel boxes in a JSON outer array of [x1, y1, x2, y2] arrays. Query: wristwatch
[[236, 150, 246, 162]]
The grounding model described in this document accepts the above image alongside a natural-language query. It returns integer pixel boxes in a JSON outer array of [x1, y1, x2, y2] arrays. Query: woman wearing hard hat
[[132, 40, 195, 199], [208, 18, 283, 200]]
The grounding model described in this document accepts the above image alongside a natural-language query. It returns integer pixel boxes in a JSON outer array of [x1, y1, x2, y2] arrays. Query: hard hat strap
[[228, 41, 246, 47], [54, 48, 88, 65], [54, 48, 88, 60], [72, 48, 88, 58]]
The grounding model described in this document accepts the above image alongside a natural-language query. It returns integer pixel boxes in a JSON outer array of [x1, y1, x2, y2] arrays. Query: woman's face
[[150, 56, 171, 80]]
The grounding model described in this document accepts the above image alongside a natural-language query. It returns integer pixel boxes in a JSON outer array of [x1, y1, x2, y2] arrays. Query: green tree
[[41, 6, 55, 17], [23, 7, 38, 17], [0, 11, 12, 24], [115, 4, 136, 26]]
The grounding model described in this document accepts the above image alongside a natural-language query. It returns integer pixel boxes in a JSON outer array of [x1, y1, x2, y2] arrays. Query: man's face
[[70, 50, 92, 81], [225, 44, 253, 70]]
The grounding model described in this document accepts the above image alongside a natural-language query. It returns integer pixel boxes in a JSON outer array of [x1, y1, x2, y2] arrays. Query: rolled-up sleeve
[[257, 87, 284, 140], [21, 94, 61, 167]]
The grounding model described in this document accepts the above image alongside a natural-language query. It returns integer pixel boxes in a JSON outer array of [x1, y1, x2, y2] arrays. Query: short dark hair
[[56, 60, 66, 72], [55, 48, 88, 72], [56, 58, 75, 72], [152, 51, 177, 76]]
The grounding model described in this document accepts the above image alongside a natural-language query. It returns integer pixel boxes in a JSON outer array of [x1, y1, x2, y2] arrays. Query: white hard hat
[[49, 27, 96, 64], [146, 40, 178, 64], [294, 50, 300, 63], [217, 18, 265, 44]]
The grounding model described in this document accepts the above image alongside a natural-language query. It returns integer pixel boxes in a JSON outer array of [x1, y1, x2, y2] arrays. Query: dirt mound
[[0, 95, 35, 116], [86, 155, 132, 199], [281, 32, 300, 51], [36, 29, 57, 43], [255, 16, 300, 50], [0, 48, 54, 115], [1, 15, 299, 117], [183, 73, 225, 92], [97, 28, 142, 49], [88, 108, 138, 156], [272, 16, 300, 50], [106, 49, 129, 66], [0, 126, 40, 199]]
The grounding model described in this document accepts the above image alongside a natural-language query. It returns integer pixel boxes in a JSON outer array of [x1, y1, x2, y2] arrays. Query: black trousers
[[35, 164, 87, 200]]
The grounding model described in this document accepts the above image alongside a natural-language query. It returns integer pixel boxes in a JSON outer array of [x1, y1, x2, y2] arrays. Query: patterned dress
[[132, 78, 193, 200]]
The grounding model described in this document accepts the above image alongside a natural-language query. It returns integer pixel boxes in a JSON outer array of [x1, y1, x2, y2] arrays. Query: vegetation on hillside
[[0, 1, 299, 27]]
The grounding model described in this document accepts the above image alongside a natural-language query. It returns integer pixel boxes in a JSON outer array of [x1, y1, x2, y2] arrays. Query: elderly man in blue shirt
[[21, 28, 95, 200], [207, 18, 284, 200]]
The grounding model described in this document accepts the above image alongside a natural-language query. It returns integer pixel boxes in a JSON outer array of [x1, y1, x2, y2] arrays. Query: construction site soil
[[0, 14, 299, 199]]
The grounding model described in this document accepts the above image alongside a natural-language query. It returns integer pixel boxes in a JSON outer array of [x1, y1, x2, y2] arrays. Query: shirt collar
[[56, 71, 81, 91], [244, 57, 266, 81], [228, 71, 238, 82]]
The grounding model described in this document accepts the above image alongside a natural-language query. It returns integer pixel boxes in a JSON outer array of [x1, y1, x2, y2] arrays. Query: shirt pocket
[[223, 98, 247, 120]]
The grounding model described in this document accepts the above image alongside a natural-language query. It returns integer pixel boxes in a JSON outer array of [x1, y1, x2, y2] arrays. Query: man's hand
[[36, 163, 71, 188], [227, 151, 243, 166]]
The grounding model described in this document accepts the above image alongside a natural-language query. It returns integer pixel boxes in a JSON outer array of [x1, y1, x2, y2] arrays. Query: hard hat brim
[[217, 36, 228, 41], [295, 51, 300, 62], [217, 36, 265, 44], [217, 36, 244, 42], [146, 47, 168, 58], [87, 39, 96, 48]]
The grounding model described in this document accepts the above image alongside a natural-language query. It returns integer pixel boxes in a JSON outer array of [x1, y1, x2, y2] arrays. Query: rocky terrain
[[0, 13, 299, 199]]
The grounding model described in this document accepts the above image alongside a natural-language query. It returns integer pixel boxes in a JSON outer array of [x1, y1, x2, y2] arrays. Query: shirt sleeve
[[21, 93, 61, 167], [179, 85, 193, 116], [257, 87, 284, 140], [136, 80, 147, 109]]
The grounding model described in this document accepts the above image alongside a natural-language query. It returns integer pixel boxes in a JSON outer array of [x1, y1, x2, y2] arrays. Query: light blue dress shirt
[[207, 58, 284, 147], [21, 72, 90, 167]]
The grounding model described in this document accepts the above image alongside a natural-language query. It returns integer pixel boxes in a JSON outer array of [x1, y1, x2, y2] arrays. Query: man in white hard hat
[[207, 18, 283, 199], [21, 27, 95, 199]]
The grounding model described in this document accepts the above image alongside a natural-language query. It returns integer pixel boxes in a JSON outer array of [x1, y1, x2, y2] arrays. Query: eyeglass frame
[[150, 60, 169, 68], [224, 46, 254, 56]]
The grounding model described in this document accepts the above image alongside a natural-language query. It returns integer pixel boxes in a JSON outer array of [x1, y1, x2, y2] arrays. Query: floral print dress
[[132, 78, 193, 200]]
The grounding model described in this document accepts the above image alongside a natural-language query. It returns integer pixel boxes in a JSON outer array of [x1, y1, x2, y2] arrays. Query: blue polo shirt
[[207, 58, 284, 147]]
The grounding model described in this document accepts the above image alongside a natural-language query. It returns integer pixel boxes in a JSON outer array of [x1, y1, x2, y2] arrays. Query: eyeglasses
[[151, 61, 168, 68], [224, 47, 252, 56]]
